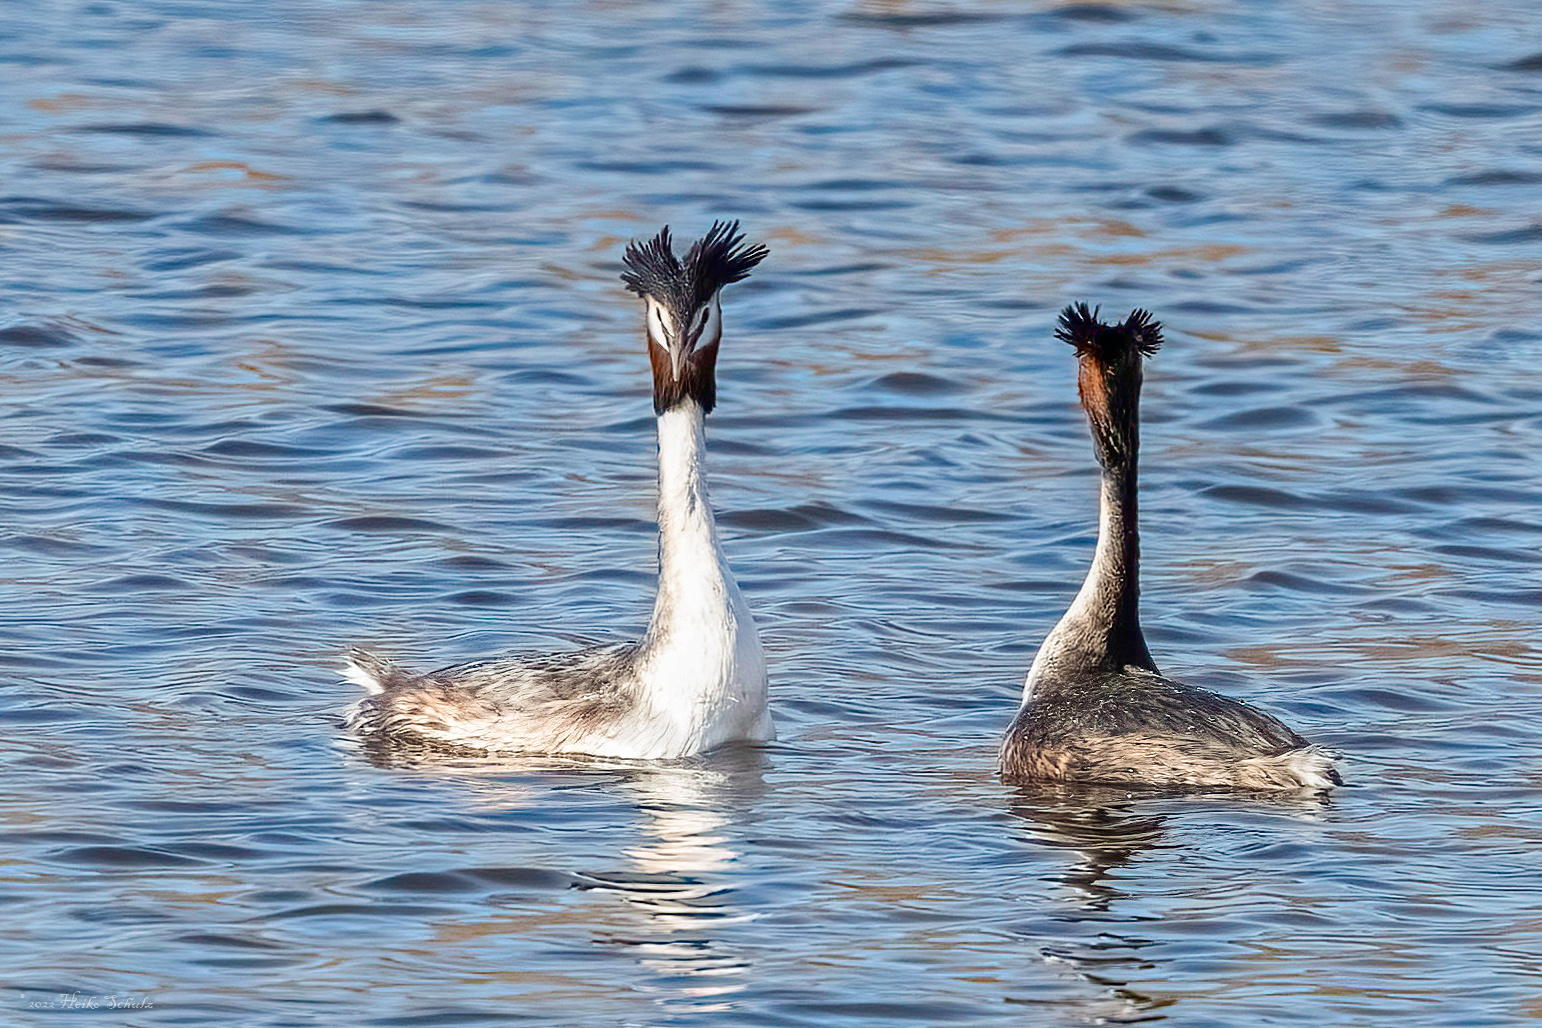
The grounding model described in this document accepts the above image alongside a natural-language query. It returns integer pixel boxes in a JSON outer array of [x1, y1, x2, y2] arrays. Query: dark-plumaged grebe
[[999, 304, 1340, 791], [345, 222, 774, 759]]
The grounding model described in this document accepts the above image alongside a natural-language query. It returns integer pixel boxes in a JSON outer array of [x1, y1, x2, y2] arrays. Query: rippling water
[[3, 1, 1541, 1025]]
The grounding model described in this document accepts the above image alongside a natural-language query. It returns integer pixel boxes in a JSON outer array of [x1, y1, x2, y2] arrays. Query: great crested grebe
[[345, 222, 774, 759], [999, 304, 1340, 791]]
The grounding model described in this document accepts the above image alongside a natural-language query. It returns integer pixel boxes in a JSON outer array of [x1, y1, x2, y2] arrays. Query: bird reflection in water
[[1009, 785, 1169, 912], [578, 749, 766, 1015], [350, 734, 767, 1018], [1006, 786, 1180, 1022], [1006, 785, 1332, 1022]]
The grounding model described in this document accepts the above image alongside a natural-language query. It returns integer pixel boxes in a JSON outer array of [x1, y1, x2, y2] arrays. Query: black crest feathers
[[1056, 303, 1163, 363], [620, 220, 768, 312]]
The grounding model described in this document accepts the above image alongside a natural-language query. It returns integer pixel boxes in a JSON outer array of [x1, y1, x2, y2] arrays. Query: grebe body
[[346, 223, 773, 759], [1000, 304, 1339, 791]]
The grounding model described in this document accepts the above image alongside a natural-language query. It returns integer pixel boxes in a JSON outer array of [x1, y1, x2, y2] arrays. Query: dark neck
[[1079, 459, 1153, 669], [1031, 394, 1156, 681]]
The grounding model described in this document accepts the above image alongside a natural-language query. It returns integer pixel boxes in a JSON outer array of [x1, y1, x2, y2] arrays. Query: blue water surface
[[1, 1, 1541, 1025]]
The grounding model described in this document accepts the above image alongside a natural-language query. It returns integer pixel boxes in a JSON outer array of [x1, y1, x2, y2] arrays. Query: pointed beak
[[669, 337, 689, 381], [668, 319, 710, 382], [647, 297, 717, 387]]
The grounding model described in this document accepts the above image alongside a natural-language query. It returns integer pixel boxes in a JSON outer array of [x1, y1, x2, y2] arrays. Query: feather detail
[[1056, 302, 1163, 364], [343, 647, 409, 694], [621, 220, 768, 311]]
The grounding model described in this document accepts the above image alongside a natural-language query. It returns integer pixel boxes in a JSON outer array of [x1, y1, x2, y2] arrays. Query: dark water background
[[3, 1, 1541, 1025]]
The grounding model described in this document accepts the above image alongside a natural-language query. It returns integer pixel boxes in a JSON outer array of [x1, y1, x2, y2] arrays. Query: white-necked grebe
[[345, 222, 773, 759], [999, 304, 1340, 791]]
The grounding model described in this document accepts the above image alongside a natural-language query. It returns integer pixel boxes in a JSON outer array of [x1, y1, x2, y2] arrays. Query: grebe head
[[1057, 303, 1163, 470], [621, 221, 769, 415]]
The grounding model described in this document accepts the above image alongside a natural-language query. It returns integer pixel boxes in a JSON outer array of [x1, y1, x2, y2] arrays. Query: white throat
[[648, 402, 732, 633], [635, 400, 770, 749]]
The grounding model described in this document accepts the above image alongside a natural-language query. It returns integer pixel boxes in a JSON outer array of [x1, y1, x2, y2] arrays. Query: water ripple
[[0, 1, 1538, 1026]]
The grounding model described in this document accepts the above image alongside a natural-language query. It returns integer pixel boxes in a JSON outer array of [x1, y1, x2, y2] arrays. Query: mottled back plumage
[[346, 643, 644, 754]]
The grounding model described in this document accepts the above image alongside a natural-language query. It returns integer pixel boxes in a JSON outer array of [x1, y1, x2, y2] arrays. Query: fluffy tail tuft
[[343, 647, 406, 694], [1283, 744, 1343, 791]]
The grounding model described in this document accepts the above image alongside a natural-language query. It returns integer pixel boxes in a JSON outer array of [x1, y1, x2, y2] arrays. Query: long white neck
[[646, 402, 734, 634], [641, 400, 767, 675], [633, 400, 769, 749]]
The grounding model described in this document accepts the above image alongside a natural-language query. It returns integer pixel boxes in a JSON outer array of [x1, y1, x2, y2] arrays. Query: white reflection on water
[[353, 740, 765, 1017], [586, 760, 764, 1015]]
